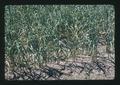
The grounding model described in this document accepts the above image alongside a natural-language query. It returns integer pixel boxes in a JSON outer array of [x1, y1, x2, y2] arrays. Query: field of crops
[[5, 5, 115, 80]]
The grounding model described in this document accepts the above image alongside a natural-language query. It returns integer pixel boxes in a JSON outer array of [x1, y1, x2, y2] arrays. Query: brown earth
[[5, 53, 115, 80]]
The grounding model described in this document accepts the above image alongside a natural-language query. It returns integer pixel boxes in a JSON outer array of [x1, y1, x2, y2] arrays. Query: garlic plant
[[5, 5, 115, 71]]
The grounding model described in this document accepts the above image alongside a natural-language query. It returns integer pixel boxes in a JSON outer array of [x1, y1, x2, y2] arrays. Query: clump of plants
[[5, 5, 115, 71]]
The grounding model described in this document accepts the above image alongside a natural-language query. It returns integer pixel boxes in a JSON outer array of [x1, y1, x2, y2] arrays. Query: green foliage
[[5, 5, 115, 68]]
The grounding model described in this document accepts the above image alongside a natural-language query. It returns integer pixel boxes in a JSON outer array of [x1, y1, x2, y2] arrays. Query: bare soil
[[5, 53, 115, 80]]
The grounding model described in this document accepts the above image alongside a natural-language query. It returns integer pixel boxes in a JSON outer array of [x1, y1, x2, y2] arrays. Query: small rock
[[34, 70, 41, 75], [19, 77, 23, 80], [24, 76, 28, 80]]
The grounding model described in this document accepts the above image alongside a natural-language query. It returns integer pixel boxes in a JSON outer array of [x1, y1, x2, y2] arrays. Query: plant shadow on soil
[[5, 53, 115, 80]]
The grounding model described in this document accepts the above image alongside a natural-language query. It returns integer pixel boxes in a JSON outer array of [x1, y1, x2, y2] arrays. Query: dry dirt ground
[[5, 53, 115, 80]]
